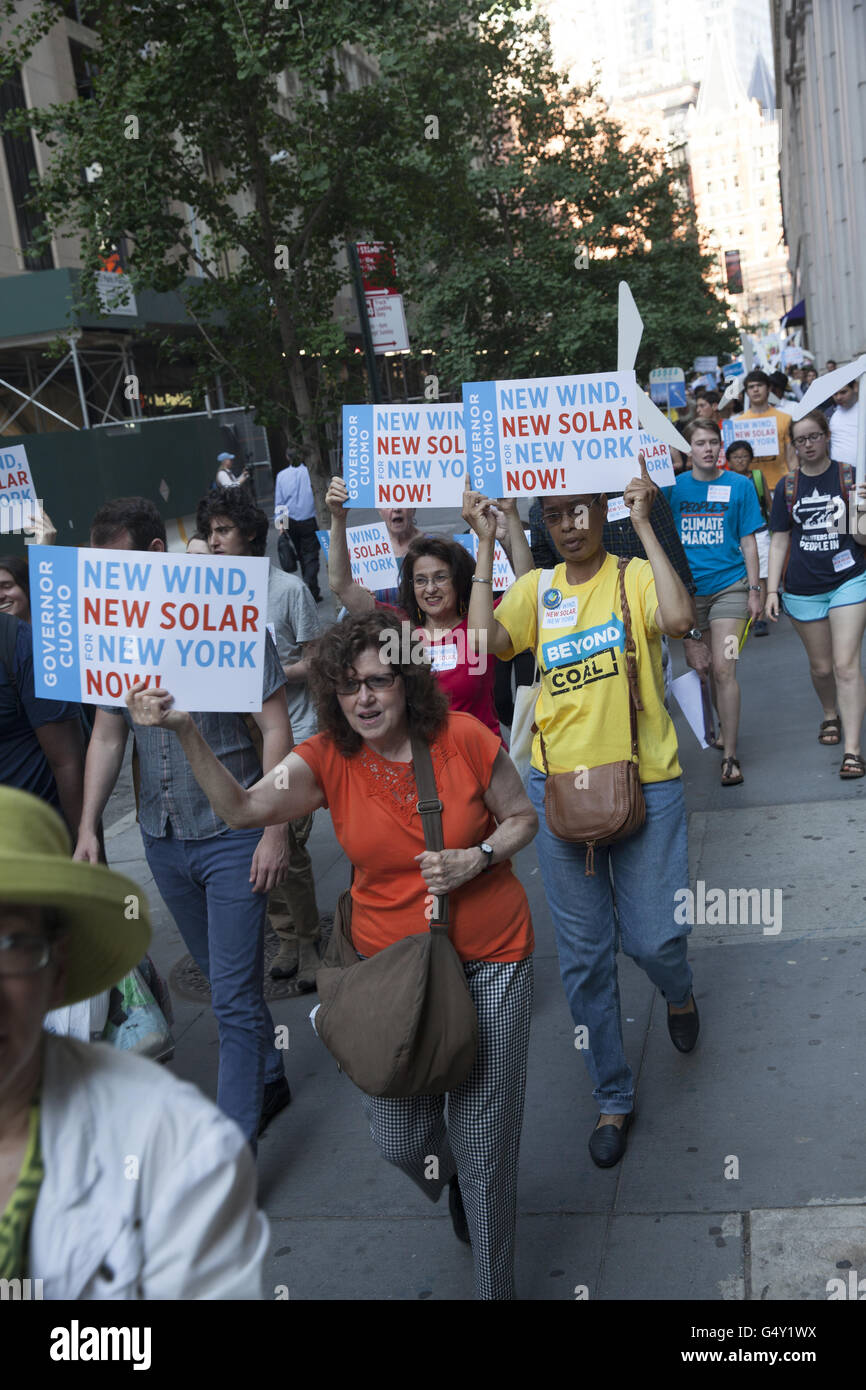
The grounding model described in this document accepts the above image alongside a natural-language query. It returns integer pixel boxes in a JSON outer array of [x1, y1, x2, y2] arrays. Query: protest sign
[[0, 444, 40, 532], [342, 402, 467, 508], [29, 546, 270, 711], [356, 242, 410, 354], [722, 359, 744, 380], [648, 367, 686, 412], [722, 416, 779, 458], [452, 531, 531, 592], [316, 521, 400, 592], [462, 372, 639, 498], [670, 670, 710, 750], [639, 431, 676, 486], [693, 356, 718, 374]]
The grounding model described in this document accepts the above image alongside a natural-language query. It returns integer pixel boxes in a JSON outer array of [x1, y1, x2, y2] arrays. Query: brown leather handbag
[[539, 556, 646, 875], [314, 735, 478, 1097]]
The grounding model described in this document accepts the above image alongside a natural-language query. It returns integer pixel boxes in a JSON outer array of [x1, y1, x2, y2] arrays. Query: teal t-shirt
[[665, 471, 764, 596]]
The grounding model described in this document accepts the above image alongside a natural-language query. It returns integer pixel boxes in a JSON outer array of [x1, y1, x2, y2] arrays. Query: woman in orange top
[[124, 610, 537, 1302]]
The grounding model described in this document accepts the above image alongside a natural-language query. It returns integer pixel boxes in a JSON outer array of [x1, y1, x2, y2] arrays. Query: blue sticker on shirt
[[542, 588, 562, 608]]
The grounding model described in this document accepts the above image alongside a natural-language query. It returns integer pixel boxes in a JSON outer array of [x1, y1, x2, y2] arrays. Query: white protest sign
[[693, 356, 718, 373], [342, 402, 466, 507], [639, 431, 676, 486], [0, 443, 40, 532], [453, 531, 523, 591], [722, 416, 779, 457], [462, 372, 640, 498], [792, 354, 866, 421], [315, 522, 399, 592], [29, 547, 270, 711], [605, 496, 629, 524], [635, 386, 690, 454], [670, 669, 710, 749], [617, 281, 643, 372]]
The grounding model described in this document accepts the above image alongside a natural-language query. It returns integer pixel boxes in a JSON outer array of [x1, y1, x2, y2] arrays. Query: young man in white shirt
[[829, 382, 860, 465]]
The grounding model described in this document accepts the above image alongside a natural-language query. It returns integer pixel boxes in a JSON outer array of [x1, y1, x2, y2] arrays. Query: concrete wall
[[773, 0, 866, 363]]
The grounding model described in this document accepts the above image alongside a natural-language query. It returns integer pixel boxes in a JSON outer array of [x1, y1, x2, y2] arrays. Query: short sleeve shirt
[[666, 470, 764, 595], [0, 619, 81, 809], [737, 408, 792, 490], [494, 554, 681, 783], [769, 461, 866, 596], [266, 566, 321, 742], [295, 713, 533, 963]]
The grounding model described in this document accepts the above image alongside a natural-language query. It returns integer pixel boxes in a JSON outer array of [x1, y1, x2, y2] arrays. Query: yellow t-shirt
[[738, 407, 792, 491], [496, 553, 681, 783]]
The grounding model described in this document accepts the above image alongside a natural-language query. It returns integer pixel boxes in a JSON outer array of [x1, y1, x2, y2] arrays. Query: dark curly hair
[[199, 487, 268, 555], [0, 553, 29, 598], [396, 535, 476, 625], [310, 611, 449, 756]]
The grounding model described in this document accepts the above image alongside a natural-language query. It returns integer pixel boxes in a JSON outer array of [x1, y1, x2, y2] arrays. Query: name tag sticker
[[541, 597, 579, 630], [605, 496, 629, 524], [707, 485, 731, 502], [425, 644, 458, 672], [833, 549, 856, 573]]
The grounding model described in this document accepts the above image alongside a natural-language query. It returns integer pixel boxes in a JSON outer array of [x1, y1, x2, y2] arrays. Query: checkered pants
[[360, 956, 533, 1301]]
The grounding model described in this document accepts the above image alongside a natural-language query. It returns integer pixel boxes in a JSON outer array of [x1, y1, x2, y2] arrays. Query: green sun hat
[[0, 787, 151, 1005]]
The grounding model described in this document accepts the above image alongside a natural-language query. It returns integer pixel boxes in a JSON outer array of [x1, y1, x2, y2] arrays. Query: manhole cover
[[170, 914, 334, 1003]]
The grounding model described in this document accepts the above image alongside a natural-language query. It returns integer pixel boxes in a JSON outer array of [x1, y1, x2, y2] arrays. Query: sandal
[[840, 753, 866, 779], [720, 756, 744, 786], [818, 717, 842, 745]]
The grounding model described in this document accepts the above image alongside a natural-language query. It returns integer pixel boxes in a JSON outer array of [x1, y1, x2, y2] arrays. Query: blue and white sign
[[342, 402, 466, 508], [462, 372, 640, 498], [28, 546, 270, 710], [316, 522, 399, 592], [0, 443, 40, 531]]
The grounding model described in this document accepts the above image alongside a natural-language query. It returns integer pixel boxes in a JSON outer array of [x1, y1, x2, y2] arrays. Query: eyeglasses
[[540, 500, 599, 528], [0, 933, 51, 977], [335, 673, 399, 696], [413, 572, 452, 589], [793, 433, 826, 449]]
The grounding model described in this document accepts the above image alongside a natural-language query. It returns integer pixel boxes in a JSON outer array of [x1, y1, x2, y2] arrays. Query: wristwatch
[[477, 842, 495, 871], [748, 585, 761, 592], [684, 628, 703, 642]]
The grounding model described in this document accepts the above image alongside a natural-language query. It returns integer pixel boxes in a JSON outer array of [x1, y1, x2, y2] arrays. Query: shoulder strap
[[617, 557, 643, 763], [784, 469, 799, 514], [410, 734, 449, 929]]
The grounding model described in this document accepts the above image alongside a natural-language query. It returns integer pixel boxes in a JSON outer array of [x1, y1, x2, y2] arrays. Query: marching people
[[201, 486, 323, 989], [724, 439, 771, 636], [0, 786, 267, 1298], [829, 380, 860, 467], [666, 421, 764, 785], [124, 609, 537, 1300], [736, 370, 796, 494], [73, 497, 293, 1148], [766, 411, 866, 777], [325, 475, 534, 739], [463, 455, 698, 1170]]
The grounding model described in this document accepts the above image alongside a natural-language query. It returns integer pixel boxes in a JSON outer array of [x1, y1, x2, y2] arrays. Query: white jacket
[[31, 1035, 268, 1300]]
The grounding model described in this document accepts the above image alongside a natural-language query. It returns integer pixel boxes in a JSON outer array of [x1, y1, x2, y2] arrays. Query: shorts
[[755, 528, 770, 580], [782, 569, 866, 622], [694, 580, 750, 630]]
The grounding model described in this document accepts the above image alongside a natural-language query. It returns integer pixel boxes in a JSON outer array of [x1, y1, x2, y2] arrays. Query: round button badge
[[542, 588, 562, 608]]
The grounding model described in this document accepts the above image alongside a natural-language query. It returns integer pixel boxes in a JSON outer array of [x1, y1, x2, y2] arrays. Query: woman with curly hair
[[124, 609, 537, 1300], [323, 476, 534, 738]]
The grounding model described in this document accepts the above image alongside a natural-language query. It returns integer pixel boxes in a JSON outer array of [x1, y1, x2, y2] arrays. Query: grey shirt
[[266, 566, 321, 743], [103, 633, 288, 840]]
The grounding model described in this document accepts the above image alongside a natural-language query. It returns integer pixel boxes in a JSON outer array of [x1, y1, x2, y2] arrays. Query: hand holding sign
[[326, 475, 349, 516], [462, 474, 498, 542], [125, 681, 191, 732], [622, 451, 657, 524]]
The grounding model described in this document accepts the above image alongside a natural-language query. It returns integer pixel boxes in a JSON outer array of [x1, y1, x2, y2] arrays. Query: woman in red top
[[124, 611, 536, 1301], [325, 476, 533, 738]]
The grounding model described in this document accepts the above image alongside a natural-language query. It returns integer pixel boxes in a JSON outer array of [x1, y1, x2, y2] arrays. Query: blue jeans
[[142, 823, 284, 1146], [527, 771, 692, 1113]]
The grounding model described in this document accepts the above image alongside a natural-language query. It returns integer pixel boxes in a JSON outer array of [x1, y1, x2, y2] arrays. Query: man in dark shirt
[[0, 611, 85, 835], [73, 497, 294, 1149]]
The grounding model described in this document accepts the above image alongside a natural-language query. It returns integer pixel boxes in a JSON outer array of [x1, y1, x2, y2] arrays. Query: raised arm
[[462, 476, 514, 656], [125, 684, 325, 827], [325, 476, 375, 615], [624, 454, 693, 637], [496, 497, 534, 578]]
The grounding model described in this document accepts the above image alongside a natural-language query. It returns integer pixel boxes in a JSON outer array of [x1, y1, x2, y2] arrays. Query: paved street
[[100, 539, 866, 1301]]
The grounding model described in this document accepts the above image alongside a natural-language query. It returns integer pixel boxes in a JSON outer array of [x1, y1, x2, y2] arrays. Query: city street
[[99, 545, 866, 1302]]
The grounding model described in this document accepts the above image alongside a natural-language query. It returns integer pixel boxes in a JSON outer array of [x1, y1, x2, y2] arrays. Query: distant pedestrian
[[274, 453, 322, 602], [724, 440, 771, 635], [215, 452, 250, 490], [766, 411, 866, 777], [829, 381, 860, 466]]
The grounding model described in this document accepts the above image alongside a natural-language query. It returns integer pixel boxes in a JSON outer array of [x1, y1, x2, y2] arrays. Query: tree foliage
[[1, 0, 736, 505]]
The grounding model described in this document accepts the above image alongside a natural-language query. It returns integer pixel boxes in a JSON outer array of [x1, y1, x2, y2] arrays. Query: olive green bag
[[314, 735, 478, 1097]]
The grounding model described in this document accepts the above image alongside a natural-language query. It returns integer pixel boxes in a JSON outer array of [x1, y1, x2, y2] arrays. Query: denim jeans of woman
[[527, 771, 692, 1113]]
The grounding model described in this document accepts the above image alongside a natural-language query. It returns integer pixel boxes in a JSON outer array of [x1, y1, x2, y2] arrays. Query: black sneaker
[[257, 1077, 292, 1137]]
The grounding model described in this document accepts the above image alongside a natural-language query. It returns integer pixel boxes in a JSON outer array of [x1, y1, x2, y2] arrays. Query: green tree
[[1, 0, 735, 510]]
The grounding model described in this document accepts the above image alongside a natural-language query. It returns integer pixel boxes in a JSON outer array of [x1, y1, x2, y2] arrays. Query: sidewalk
[[101, 580, 866, 1301]]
